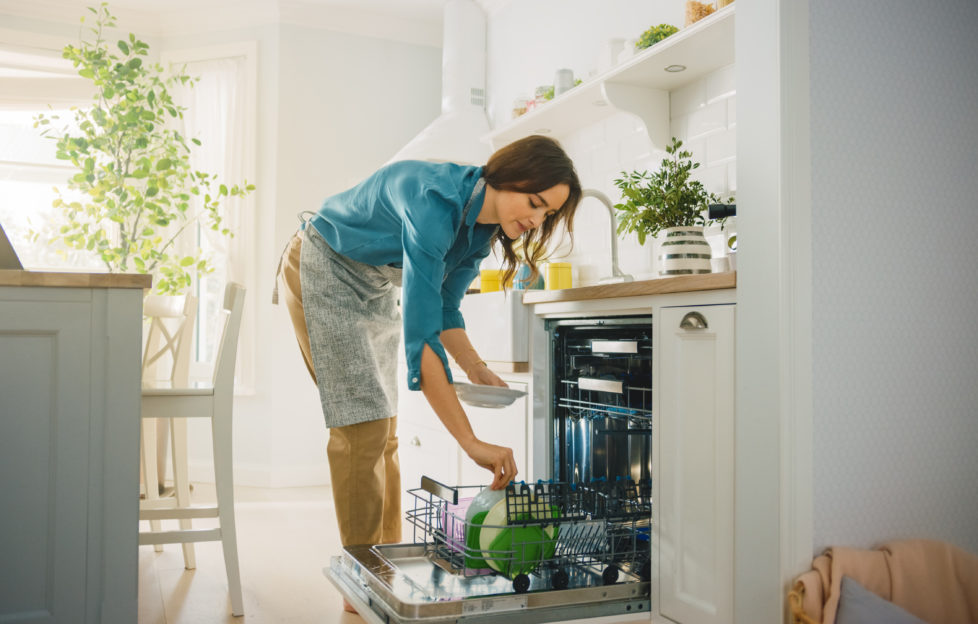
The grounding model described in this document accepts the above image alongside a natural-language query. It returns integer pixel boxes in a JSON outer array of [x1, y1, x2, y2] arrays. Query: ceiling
[[0, 0, 509, 39]]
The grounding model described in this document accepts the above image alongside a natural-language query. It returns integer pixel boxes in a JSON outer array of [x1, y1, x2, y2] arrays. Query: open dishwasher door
[[325, 477, 651, 624]]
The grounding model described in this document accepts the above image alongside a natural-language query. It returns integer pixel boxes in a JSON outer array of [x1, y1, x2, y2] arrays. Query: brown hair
[[483, 135, 582, 288]]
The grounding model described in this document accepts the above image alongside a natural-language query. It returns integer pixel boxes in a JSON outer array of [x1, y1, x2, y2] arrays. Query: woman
[[277, 135, 581, 590]]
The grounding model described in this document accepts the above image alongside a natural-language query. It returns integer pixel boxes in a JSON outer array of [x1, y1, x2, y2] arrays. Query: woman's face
[[490, 183, 570, 240]]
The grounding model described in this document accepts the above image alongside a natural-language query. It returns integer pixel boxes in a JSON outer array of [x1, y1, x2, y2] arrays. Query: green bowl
[[464, 510, 492, 569]]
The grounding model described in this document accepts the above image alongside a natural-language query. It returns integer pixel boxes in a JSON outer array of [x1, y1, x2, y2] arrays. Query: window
[[163, 43, 258, 391], [0, 45, 100, 270], [1, 39, 257, 392]]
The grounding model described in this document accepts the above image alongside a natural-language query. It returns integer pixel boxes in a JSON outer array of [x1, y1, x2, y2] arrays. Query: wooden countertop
[[521, 272, 736, 304], [0, 269, 152, 289]]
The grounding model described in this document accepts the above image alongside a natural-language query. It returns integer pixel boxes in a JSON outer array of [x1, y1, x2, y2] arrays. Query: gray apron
[[299, 178, 485, 428]]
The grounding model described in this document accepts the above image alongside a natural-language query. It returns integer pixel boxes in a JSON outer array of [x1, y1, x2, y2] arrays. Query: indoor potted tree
[[32, 2, 254, 295], [613, 137, 721, 276]]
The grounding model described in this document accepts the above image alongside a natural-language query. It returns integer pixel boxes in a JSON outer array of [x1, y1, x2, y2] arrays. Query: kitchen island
[[0, 270, 150, 624]]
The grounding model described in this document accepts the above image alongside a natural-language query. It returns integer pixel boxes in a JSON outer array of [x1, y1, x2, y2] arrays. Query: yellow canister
[[545, 262, 572, 290], [480, 269, 503, 293]]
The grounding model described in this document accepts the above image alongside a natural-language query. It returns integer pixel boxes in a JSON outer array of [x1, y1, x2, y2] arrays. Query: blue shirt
[[308, 160, 496, 391]]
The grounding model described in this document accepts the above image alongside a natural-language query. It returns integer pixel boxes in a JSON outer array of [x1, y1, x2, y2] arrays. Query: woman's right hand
[[462, 438, 518, 490]]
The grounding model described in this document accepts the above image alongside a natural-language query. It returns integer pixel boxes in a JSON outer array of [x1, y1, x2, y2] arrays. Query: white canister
[[554, 68, 574, 96], [618, 39, 638, 64], [599, 38, 625, 72]]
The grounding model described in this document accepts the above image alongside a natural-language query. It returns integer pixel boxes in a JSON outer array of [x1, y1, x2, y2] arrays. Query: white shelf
[[485, 4, 735, 149]]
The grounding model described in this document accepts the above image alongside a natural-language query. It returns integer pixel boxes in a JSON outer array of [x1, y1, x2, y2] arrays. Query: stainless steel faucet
[[581, 189, 634, 284]]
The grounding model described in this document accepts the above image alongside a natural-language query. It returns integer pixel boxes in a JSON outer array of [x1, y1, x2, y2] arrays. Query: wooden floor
[[138, 483, 365, 624]]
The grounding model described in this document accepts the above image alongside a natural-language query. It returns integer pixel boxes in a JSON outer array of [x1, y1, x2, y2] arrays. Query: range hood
[[387, 0, 491, 165]]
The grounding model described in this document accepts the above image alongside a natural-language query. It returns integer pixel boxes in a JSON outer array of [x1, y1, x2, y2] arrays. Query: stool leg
[[141, 418, 164, 552], [171, 417, 196, 569], [212, 400, 243, 616]]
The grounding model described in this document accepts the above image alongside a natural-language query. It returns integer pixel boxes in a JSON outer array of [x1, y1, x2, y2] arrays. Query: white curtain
[[171, 54, 250, 367]]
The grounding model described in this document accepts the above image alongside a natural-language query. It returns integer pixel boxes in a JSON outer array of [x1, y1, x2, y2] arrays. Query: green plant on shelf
[[636, 24, 679, 50]]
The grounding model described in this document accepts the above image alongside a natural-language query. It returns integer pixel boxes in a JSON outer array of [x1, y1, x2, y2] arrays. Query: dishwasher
[[326, 315, 654, 623]]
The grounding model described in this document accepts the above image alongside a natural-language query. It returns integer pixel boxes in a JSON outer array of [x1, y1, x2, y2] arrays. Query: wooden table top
[[521, 272, 736, 304], [0, 269, 152, 289]]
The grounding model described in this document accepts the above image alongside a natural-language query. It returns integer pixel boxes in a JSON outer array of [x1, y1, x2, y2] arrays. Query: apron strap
[[272, 211, 318, 305], [458, 178, 485, 236]]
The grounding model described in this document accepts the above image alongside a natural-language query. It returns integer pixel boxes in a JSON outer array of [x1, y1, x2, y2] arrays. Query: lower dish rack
[[406, 476, 652, 594]]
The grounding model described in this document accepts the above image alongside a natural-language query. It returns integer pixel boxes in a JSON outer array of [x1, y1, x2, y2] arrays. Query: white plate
[[453, 382, 527, 408]]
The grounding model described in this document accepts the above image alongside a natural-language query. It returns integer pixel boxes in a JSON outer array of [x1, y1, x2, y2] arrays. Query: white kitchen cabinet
[[0, 274, 147, 624], [458, 381, 528, 485], [396, 363, 530, 494], [655, 304, 735, 624], [399, 415, 459, 493]]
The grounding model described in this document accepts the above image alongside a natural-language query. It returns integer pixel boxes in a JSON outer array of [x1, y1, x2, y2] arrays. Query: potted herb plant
[[613, 137, 721, 275], [33, 2, 254, 295]]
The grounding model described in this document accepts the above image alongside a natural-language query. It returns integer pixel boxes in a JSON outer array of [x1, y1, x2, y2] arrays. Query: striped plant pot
[[658, 226, 713, 276]]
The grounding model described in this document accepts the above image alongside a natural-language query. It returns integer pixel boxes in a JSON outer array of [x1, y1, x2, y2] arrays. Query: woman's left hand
[[467, 364, 507, 387]]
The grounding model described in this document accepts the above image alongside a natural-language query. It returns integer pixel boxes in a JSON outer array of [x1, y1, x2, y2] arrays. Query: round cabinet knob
[[679, 311, 709, 330]]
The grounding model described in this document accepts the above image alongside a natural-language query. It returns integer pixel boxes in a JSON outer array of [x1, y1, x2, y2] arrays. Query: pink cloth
[[794, 539, 978, 624]]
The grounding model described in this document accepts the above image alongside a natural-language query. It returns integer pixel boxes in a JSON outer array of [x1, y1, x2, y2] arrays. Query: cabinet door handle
[[409, 435, 422, 447], [679, 311, 708, 330]]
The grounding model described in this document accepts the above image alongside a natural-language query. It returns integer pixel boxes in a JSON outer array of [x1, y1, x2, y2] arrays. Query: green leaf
[[117, 40, 129, 55], [156, 158, 171, 171]]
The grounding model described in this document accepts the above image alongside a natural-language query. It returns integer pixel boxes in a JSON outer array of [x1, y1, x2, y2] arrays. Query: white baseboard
[[189, 460, 330, 488]]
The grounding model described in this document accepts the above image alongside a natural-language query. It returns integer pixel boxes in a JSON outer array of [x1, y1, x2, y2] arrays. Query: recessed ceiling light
[[534, 128, 551, 134], [665, 64, 687, 73]]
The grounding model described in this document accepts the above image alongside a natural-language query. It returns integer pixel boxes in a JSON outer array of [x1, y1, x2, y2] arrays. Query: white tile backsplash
[[706, 63, 737, 102], [687, 99, 728, 140], [706, 129, 736, 165], [670, 79, 708, 117], [695, 161, 728, 196], [618, 130, 654, 165], [554, 64, 736, 285]]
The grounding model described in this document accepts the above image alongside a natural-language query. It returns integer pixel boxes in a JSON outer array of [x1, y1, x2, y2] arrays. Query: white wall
[[809, 1, 978, 553], [255, 24, 440, 486], [486, 1, 736, 285], [485, 0, 684, 129], [173, 22, 441, 487]]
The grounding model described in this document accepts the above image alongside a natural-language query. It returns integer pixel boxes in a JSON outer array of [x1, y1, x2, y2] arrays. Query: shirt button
[[411, 377, 419, 383]]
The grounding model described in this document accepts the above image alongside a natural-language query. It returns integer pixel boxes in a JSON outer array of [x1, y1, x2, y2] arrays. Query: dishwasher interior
[[326, 315, 654, 623], [550, 317, 653, 488]]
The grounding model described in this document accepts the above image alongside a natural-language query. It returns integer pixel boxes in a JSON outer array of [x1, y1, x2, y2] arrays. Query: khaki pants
[[280, 232, 402, 546]]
